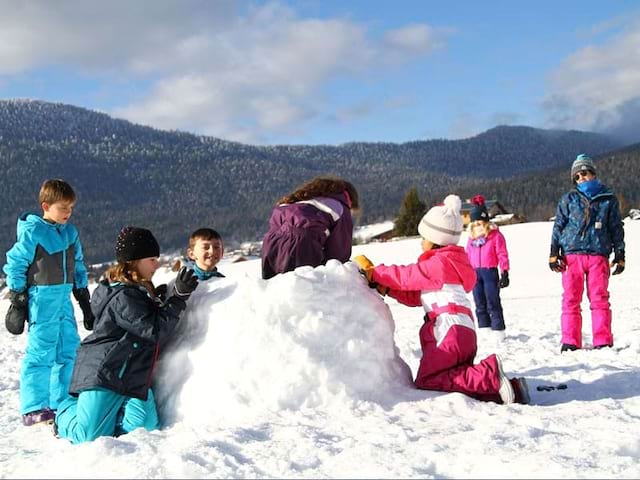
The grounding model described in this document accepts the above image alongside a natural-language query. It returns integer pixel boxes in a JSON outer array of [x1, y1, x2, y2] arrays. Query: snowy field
[[0, 220, 639, 479]]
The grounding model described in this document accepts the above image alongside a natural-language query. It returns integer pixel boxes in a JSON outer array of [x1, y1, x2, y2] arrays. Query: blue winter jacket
[[3, 212, 88, 292], [550, 184, 625, 257]]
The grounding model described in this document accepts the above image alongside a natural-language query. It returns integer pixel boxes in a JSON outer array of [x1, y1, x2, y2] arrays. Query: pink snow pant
[[415, 317, 502, 403], [561, 254, 613, 348]]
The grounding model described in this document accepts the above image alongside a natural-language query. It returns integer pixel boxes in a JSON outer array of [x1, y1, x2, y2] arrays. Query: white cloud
[[0, 1, 447, 144], [544, 17, 640, 142]]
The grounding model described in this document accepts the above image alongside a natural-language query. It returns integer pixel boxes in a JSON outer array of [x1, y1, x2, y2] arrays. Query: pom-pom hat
[[418, 194, 464, 246], [469, 194, 489, 222], [115, 226, 160, 262], [571, 154, 596, 180]]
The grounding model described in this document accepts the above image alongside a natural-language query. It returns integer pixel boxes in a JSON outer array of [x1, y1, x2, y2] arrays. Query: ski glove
[[5, 290, 28, 335], [611, 250, 625, 276], [155, 284, 168, 301], [499, 271, 510, 288], [173, 267, 199, 300], [353, 255, 389, 296], [73, 287, 95, 330], [549, 245, 566, 273]]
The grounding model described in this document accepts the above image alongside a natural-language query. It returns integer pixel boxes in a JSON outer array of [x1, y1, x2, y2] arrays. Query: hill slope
[[0, 99, 626, 262]]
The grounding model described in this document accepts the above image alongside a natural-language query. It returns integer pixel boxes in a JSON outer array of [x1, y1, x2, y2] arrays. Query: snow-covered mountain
[[0, 220, 639, 478]]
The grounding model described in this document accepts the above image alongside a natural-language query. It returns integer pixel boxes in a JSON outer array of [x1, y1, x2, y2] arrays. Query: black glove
[[173, 267, 199, 300], [73, 287, 95, 331], [155, 284, 168, 301], [499, 271, 510, 288], [5, 290, 28, 335], [611, 250, 625, 275], [549, 245, 565, 273]]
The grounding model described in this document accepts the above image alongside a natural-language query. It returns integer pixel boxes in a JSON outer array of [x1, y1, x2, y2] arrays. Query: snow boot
[[496, 355, 515, 404], [561, 343, 578, 353], [22, 408, 55, 426]]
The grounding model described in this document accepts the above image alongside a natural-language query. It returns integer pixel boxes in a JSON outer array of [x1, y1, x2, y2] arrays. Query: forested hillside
[[0, 100, 630, 263]]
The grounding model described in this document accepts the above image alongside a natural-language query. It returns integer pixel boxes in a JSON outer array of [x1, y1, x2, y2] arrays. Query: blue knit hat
[[571, 154, 596, 179]]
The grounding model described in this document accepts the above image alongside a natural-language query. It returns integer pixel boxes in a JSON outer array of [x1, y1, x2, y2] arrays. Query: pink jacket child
[[354, 195, 529, 404], [465, 195, 510, 332]]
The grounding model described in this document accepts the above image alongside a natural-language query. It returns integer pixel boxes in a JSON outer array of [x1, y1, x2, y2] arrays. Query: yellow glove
[[353, 255, 375, 282]]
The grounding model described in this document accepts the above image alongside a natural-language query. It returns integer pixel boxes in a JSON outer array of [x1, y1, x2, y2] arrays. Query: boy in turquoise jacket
[[3, 179, 93, 426]]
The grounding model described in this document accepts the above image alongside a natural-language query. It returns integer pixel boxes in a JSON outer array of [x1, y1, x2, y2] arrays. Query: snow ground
[[0, 221, 639, 478]]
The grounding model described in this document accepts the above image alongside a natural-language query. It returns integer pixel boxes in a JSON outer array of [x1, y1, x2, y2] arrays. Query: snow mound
[[155, 260, 413, 425]]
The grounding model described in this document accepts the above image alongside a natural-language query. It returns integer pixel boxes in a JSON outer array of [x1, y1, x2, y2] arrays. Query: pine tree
[[394, 187, 426, 237]]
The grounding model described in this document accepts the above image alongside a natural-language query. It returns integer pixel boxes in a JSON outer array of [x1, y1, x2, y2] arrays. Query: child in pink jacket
[[465, 195, 510, 336], [354, 195, 529, 404]]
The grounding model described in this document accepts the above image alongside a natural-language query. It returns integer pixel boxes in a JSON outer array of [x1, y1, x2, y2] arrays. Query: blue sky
[[1, 1, 639, 145]]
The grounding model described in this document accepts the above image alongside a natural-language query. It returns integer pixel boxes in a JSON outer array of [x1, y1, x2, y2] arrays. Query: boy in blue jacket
[[3, 179, 93, 426]]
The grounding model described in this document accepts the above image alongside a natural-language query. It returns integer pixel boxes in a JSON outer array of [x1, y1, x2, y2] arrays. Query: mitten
[[173, 267, 199, 300], [5, 290, 28, 335], [352, 255, 375, 283], [73, 287, 95, 331], [611, 250, 625, 276], [499, 271, 510, 288]]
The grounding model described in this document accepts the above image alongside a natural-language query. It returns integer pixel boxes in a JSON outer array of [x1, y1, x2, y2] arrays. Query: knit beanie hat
[[418, 194, 463, 246], [571, 154, 596, 179], [469, 194, 489, 222], [115, 226, 160, 262]]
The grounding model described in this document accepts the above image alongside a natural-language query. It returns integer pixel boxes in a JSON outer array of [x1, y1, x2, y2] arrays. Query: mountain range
[[0, 99, 637, 263]]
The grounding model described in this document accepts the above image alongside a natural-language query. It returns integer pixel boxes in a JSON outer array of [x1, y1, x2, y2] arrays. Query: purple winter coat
[[261, 192, 353, 279]]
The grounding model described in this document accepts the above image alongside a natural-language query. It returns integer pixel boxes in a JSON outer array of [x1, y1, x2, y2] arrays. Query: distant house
[[353, 220, 395, 244], [460, 199, 525, 226]]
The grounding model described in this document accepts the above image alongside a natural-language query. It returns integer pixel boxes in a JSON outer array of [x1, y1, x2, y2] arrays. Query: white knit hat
[[418, 194, 463, 246]]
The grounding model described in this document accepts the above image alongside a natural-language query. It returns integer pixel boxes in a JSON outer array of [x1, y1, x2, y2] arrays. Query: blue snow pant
[[55, 388, 160, 444], [21, 284, 80, 415], [472, 267, 506, 331]]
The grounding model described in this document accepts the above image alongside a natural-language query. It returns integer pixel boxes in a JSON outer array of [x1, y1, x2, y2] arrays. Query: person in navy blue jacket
[[54, 227, 198, 444], [3, 179, 93, 427], [549, 154, 625, 352]]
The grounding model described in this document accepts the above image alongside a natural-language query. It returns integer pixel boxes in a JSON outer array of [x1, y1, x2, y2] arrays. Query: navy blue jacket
[[551, 184, 625, 257], [69, 281, 187, 400]]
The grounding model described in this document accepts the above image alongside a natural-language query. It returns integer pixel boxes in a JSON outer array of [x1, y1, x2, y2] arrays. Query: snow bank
[[155, 260, 413, 426]]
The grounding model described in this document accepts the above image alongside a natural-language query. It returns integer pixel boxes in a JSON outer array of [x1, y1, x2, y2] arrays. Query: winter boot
[[560, 343, 578, 353], [510, 377, 530, 405], [495, 355, 515, 404], [22, 408, 55, 426]]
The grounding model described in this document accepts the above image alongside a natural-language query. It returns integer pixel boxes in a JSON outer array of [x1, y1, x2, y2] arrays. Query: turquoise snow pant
[[21, 285, 80, 415], [55, 388, 160, 444]]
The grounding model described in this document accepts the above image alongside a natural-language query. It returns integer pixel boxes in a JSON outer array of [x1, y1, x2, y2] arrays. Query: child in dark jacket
[[54, 227, 198, 444], [261, 176, 359, 279], [465, 195, 510, 337], [3, 179, 93, 426], [354, 195, 529, 404], [549, 154, 625, 352]]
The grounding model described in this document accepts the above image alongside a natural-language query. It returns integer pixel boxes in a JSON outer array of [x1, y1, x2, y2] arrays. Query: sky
[[1, 219, 639, 478], [1, 1, 640, 145]]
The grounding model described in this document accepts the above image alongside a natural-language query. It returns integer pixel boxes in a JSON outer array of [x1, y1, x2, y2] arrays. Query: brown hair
[[188, 228, 223, 250], [278, 176, 360, 210], [104, 260, 156, 297], [39, 179, 76, 205]]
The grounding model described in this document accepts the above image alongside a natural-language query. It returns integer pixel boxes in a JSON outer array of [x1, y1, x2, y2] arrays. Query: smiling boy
[[184, 228, 225, 281]]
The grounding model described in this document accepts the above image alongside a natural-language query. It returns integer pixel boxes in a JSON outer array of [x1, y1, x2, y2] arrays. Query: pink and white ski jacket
[[465, 225, 510, 272], [370, 245, 477, 346]]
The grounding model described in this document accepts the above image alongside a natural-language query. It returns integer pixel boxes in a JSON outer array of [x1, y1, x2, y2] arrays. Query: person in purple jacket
[[261, 176, 360, 280], [465, 195, 510, 339]]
